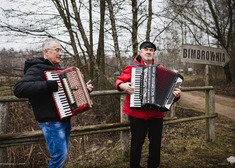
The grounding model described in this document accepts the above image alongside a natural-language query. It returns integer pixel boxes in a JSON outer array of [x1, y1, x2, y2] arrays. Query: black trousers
[[129, 116, 163, 168]]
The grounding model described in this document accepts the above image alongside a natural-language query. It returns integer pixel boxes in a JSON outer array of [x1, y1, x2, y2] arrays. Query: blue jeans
[[38, 121, 71, 168]]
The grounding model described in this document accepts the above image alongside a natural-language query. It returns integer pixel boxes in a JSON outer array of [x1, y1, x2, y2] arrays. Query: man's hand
[[119, 82, 134, 95], [86, 80, 94, 92], [173, 86, 182, 98]]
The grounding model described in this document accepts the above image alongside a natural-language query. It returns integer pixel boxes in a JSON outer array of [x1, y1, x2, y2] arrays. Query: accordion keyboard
[[45, 71, 73, 118], [130, 67, 143, 108]]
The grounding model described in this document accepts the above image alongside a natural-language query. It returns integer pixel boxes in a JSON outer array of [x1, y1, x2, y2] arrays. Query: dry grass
[[159, 109, 235, 168]]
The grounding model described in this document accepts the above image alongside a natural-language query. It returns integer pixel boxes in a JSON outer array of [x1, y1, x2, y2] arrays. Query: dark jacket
[[14, 57, 69, 122]]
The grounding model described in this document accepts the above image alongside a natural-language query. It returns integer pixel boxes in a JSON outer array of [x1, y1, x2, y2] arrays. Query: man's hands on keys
[[119, 82, 134, 95]]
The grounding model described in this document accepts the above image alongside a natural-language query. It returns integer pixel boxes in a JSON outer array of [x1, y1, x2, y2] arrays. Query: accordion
[[45, 67, 93, 119], [130, 65, 183, 111]]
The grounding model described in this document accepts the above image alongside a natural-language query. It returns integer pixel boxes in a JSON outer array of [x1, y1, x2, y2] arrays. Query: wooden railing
[[0, 86, 217, 163]]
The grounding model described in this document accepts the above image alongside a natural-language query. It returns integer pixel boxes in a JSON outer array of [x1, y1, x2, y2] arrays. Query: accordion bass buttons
[[62, 78, 75, 104], [71, 86, 79, 91]]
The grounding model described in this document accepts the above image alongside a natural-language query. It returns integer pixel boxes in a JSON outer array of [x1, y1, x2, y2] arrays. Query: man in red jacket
[[115, 41, 181, 168]]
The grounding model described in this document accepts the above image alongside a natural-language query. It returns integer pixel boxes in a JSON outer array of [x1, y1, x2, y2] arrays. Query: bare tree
[[89, 0, 94, 79], [97, 0, 105, 74], [0, 0, 119, 87], [165, 0, 234, 83], [2, 0, 231, 82], [146, 0, 152, 41], [132, 0, 138, 58], [106, 0, 123, 72]]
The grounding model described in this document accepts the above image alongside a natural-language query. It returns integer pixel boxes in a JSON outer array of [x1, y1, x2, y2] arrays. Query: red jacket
[[115, 55, 165, 120]]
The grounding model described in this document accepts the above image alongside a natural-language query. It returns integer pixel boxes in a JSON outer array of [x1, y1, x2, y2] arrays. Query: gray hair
[[42, 38, 60, 50], [42, 38, 60, 57]]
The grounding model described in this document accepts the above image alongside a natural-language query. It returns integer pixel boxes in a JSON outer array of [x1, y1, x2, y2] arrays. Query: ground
[[178, 91, 235, 121], [180, 75, 235, 121]]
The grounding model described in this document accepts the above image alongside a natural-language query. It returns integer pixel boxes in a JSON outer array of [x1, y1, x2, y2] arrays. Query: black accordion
[[130, 64, 183, 111]]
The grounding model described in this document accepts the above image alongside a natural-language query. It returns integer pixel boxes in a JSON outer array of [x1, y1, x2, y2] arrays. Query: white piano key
[[45, 71, 73, 118]]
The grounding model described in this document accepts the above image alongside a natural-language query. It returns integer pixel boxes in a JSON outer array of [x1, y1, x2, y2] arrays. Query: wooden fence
[[0, 86, 217, 164]]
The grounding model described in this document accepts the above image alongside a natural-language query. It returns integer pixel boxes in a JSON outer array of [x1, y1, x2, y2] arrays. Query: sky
[[0, 0, 60, 51], [0, 0, 164, 52]]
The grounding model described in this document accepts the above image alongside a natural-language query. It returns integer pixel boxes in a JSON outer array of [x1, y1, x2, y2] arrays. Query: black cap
[[139, 41, 156, 51]]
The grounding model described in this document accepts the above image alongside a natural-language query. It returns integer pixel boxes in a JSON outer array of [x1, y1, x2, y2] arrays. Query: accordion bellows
[[45, 67, 93, 119]]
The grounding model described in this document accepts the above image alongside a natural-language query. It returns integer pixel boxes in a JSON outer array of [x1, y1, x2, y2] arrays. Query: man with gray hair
[[14, 38, 93, 167]]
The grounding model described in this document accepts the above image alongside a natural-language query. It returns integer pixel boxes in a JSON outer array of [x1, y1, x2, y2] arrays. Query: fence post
[[120, 94, 129, 160], [205, 89, 215, 142], [0, 102, 9, 164], [209, 89, 215, 141]]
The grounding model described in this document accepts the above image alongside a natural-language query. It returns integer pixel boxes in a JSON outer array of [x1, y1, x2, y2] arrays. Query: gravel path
[[178, 91, 235, 122]]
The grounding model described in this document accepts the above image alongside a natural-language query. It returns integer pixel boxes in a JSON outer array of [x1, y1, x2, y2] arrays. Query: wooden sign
[[181, 44, 230, 67]]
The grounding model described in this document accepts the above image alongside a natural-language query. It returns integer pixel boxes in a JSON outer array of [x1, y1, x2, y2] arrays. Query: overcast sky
[[0, 0, 164, 52], [0, 0, 55, 50]]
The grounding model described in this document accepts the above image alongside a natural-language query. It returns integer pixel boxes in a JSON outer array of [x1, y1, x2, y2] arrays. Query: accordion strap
[[130, 62, 160, 67]]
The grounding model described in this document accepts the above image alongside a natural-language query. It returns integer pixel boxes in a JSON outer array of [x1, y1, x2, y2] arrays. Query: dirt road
[[178, 91, 235, 122]]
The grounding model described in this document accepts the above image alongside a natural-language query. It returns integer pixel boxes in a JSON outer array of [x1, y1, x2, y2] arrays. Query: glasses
[[48, 48, 63, 54]]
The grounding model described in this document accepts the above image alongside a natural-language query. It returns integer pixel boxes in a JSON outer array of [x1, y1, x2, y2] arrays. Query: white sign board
[[181, 44, 230, 67]]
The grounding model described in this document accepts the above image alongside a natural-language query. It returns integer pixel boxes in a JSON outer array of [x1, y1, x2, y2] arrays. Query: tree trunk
[[223, 64, 232, 83], [106, 0, 123, 72], [71, 0, 95, 77], [97, 0, 105, 75], [89, 0, 94, 79], [52, 0, 86, 74], [146, 0, 152, 41], [132, 0, 138, 58]]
